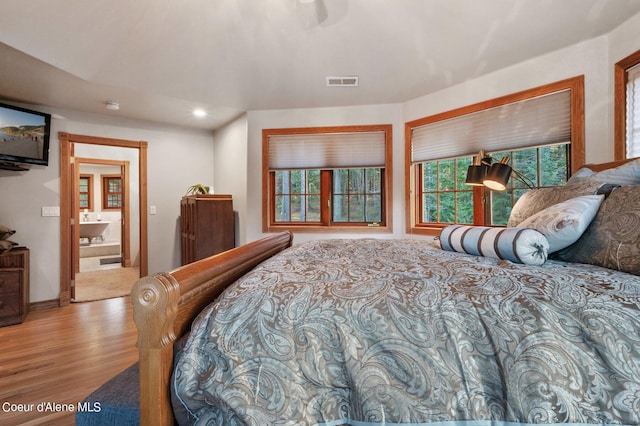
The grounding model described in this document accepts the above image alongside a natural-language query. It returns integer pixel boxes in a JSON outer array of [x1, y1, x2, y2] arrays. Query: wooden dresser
[[0, 247, 29, 327], [180, 194, 235, 265]]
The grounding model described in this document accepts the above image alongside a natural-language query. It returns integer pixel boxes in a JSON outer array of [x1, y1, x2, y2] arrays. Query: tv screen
[[0, 102, 51, 170]]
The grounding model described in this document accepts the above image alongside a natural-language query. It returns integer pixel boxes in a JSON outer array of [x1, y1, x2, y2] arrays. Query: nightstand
[[0, 248, 29, 327]]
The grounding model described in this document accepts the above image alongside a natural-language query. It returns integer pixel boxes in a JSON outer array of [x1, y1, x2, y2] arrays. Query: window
[[333, 168, 382, 223], [486, 143, 569, 225], [79, 174, 93, 210], [102, 175, 122, 210], [274, 170, 320, 222], [615, 49, 640, 159], [417, 144, 569, 227], [406, 77, 584, 234], [418, 157, 474, 224], [263, 125, 392, 232]]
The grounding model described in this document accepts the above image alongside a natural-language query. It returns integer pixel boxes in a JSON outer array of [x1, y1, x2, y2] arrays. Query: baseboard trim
[[30, 299, 60, 311]]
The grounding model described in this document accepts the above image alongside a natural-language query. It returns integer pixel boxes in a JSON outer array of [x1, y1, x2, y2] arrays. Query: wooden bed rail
[[131, 231, 293, 426]]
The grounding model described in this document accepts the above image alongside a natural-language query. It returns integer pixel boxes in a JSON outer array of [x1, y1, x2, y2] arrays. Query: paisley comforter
[[172, 238, 640, 425]]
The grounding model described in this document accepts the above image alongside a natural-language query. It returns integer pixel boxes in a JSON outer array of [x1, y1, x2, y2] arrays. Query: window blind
[[268, 131, 386, 170], [627, 63, 640, 158], [411, 90, 571, 163]]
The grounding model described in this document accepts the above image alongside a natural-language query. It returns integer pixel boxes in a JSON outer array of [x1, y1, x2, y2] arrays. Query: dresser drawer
[[0, 271, 21, 294], [0, 291, 21, 318], [0, 248, 29, 327], [0, 252, 25, 268]]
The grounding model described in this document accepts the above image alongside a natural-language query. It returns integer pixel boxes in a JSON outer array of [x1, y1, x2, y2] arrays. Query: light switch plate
[[42, 206, 60, 217]]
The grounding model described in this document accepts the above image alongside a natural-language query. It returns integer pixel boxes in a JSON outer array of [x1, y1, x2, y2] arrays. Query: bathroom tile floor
[[80, 255, 123, 272]]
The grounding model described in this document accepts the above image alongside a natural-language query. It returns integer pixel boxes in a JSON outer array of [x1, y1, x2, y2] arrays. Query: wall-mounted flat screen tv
[[0, 102, 51, 170]]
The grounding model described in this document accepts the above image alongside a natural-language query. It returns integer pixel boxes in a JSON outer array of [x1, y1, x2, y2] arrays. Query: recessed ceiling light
[[105, 101, 120, 111], [193, 108, 207, 118]]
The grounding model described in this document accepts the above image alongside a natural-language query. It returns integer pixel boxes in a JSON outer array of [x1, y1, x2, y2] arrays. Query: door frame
[[74, 158, 131, 273], [59, 132, 148, 306]]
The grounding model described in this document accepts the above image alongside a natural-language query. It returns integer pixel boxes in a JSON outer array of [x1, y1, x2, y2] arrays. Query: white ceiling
[[1, 0, 640, 131]]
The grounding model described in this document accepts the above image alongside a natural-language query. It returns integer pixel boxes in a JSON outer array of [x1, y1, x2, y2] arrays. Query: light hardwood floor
[[74, 267, 140, 302], [0, 297, 138, 426]]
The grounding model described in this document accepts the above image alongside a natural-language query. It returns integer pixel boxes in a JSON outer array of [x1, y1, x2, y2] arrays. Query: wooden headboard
[[582, 157, 638, 172], [131, 231, 293, 425]]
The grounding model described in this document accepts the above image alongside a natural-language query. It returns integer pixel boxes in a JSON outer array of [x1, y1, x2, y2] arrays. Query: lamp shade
[[483, 163, 512, 191], [465, 150, 491, 186], [465, 164, 488, 186]]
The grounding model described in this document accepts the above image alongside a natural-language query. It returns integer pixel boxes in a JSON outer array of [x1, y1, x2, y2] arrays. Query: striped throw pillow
[[440, 225, 549, 266]]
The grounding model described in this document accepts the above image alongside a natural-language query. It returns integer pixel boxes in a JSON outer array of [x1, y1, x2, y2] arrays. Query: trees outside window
[[263, 125, 392, 232]]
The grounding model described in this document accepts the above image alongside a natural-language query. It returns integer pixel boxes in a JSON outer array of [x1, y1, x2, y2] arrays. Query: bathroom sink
[[79, 221, 110, 239]]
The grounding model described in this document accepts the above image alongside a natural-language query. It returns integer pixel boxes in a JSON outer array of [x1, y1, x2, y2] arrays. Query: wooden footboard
[[131, 231, 293, 426]]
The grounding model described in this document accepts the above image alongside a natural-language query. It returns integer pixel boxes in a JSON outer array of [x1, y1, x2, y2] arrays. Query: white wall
[[213, 114, 248, 246], [246, 104, 405, 244], [0, 135, 61, 303], [0, 109, 215, 303]]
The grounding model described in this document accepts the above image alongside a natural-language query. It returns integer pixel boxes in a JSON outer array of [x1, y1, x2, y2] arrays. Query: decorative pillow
[[0, 225, 16, 241], [517, 194, 604, 253], [565, 158, 640, 186], [507, 181, 602, 227], [565, 166, 595, 184], [554, 185, 640, 275], [0, 240, 14, 254], [596, 183, 621, 199], [440, 225, 549, 266]]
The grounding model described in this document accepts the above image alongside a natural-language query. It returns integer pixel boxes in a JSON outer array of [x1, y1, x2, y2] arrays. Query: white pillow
[[518, 194, 604, 253]]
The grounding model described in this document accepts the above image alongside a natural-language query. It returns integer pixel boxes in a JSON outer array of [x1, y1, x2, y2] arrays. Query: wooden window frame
[[331, 168, 384, 225], [101, 174, 122, 210], [271, 169, 322, 224], [79, 174, 93, 211], [270, 168, 384, 226], [614, 49, 640, 160], [405, 76, 585, 235], [417, 158, 475, 225], [263, 125, 393, 233]]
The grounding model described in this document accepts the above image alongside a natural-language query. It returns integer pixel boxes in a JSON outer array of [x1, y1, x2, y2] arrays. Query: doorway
[[73, 158, 138, 301], [59, 132, 148, 305]]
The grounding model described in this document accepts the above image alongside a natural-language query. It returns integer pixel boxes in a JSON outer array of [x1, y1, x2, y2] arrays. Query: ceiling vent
[[326, 76, 359, 87]]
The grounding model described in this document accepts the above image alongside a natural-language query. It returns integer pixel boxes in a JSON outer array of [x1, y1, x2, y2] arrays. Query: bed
[[126, 158, 640, 426]]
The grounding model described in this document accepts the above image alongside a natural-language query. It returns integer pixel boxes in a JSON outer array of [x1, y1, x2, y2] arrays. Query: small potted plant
[[185, 184, 211, 195]]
